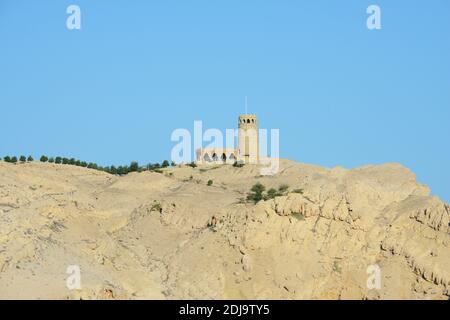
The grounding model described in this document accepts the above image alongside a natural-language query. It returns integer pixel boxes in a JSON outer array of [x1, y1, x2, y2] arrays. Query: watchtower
[[238, 114, 259, 164]]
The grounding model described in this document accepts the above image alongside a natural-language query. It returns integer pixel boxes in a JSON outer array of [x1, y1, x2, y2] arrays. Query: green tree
[[27, 155, 34, 162], [48, 157, 55, 163], [11, 156, 18, 163], [161, 160, 170, 168], [69, 158, 76, 165], [129, 161, 139, 172], [87, 163, 98, 170], [40, 155, 48, 162], [247, 183, 265, 204], [19, 155, 27, 162], [55, 157, 62, 164], [4, 156, 11, 162], [62, 158, 69, 165]]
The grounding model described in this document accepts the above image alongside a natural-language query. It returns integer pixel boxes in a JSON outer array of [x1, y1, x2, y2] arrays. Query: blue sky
[[0, 1, 449, 202]]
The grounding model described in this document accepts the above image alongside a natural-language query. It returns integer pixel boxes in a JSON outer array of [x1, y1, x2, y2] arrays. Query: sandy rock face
[[0, 160, 448, 299]]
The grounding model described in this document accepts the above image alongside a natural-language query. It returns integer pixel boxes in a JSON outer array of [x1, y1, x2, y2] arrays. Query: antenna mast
[[245, 96, 248, 114]]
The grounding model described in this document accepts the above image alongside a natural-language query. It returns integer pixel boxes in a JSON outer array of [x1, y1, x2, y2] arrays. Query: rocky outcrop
[[0, 160, 448, 299]]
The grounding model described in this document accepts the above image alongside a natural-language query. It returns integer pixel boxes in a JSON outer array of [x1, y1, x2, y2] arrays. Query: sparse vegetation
[[129, 161, 139, 172], [292, 188, 304, 194], [150, 201, 162, 213], [247, 182, 266, 203], [1, 153, 176, 176], [207, 179, 213, 186], [292, 212, 305, 221], [264, 184, 290, 200], [187, 161, 197, 168], [247, 184, 291, 203], [233, 160, 245, 168], [161, 160, 170, 168], [333, 261, 342, 274]]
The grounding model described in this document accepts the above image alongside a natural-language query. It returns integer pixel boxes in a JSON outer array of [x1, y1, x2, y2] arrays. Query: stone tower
[[238, 114, 259, 164]]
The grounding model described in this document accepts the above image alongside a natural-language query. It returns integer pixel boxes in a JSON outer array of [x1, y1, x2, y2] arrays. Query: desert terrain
[[0, 159, 449, 300]]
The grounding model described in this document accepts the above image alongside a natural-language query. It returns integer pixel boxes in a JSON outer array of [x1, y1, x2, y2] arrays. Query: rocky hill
[[0, 160, 448, 299]]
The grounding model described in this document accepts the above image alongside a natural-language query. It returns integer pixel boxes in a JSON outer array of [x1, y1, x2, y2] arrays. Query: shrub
[[278, 184, 289, 193], [3, 156, 11, 162], [150, 201, 162, 212], [233, 160, 245, 168], [40, 155, 48, 162], [247, 182, 265, 203], [292, 212, 305, 221], [264, 188, 279, 200], [55, 157, 62, 164], [207, 179, 213, 186], [62, 158, 69, 165], [187, 161, 197, 168], [48, 157, 55, 163], [333, 261, 342, 274], [292, 189, 304, 194], [27, 155, 34, 162], [11, 156, 18, 163], [19, 155, 26, 162]]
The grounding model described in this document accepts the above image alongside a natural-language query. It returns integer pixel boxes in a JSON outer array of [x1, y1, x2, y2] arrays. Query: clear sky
[[1, 1, 449, 202]]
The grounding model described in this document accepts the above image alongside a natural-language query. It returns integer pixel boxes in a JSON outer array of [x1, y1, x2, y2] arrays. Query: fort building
[[196, 114, 259, 165]]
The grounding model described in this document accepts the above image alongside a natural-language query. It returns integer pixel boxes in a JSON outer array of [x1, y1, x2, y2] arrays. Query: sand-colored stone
[[0, 159, 448, 299]]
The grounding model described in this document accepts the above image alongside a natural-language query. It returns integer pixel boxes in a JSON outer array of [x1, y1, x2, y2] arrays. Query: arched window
[[203, 153, 212, 162], [212, 153, 218, 161], [247, 119, 250, 124], [229, 153, 236, 161], [221, 153, 227, 162]]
